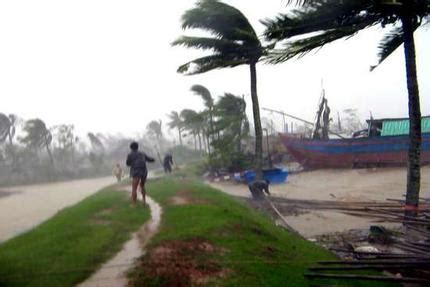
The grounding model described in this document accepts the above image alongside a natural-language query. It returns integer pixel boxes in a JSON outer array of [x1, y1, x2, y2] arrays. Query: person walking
[[126, 141, 155, 204], [112, 163, 123, 183], [163, 153, 174, 174]]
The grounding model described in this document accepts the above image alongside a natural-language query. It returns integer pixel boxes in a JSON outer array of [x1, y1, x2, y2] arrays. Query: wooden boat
[[279, 117, 430, 169]]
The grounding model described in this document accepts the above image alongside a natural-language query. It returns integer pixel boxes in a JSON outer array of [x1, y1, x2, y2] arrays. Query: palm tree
[[191, 84, 216, 141], [180, 109, 205, 152], [0, 113, 11, 145], [146, 120, 163, 142], [263, 0, 429, 216], [20, 119, 54, 167], [167, 111, 184, 145], [172, 0, 271, 179]]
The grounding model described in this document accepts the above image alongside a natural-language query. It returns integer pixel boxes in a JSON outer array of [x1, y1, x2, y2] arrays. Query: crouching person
[[248, 179, 270, 200]]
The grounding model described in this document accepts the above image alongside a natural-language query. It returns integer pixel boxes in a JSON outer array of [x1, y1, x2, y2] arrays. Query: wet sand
[[210, 166, 430, 237], [0, 176, 114, 243]]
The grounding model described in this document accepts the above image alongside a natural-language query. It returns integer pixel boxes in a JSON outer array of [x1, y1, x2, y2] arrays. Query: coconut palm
[[191, 84, 216, 141], [263, 0, 430, 215], [146, 120, 163, 142], [180, 109, 205, 152], [173, 0, 271, 179], [20, 119, 54, 166], [0, 113, 11, 144], [167, 111, 184, 145]]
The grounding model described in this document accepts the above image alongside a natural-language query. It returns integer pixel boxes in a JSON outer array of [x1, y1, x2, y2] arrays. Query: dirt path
[[0, 176, 114, 243], [78, 195, 162, 287], [210, 166, 430, 237]]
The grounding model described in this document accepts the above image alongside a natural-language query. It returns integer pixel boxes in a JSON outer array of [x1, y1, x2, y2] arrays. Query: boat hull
[[279, 133, 430, 169]]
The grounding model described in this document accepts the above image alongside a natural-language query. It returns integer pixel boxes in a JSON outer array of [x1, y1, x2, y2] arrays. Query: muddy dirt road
[[210, 166, 430, 237], [0, 177, 114, 242]]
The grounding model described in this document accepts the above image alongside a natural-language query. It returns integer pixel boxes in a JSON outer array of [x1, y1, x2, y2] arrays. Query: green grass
[[0, 185, 150, 287], [129, 178, 398, 287]]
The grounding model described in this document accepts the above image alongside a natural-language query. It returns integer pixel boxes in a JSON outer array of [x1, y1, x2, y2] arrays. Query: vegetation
[[128, 178, 396, 287], [0, 112, 203, 186], [172, 0, 273, 179], [167, 111, 184, 146], [0, 184, 150, 287], [263, 0, 430, 215], [211, 93, 250, 171]]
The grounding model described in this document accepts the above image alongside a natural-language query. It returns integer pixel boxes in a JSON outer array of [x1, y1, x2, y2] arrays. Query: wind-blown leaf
[[371, 23, 419, 71], [181, 0, 259, 45], [172, 36, 243, 54], [191, 85, 214, 108], [177, 55, 247, 75]]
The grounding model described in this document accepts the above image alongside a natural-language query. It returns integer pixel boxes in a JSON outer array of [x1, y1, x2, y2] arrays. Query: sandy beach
[[210, 166, 430, 237]]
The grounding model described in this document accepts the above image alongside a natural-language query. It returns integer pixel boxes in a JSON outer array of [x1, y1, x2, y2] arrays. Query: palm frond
[[177, 55, 248, 75], [181, 0, 259, 45], [190, 85, 213, 108], [371, 26, 404, 71], [263, 1, 372, 41], [371, 20, 421, 71], [172, 36, 242, 54], [265, 22, 371, 64]]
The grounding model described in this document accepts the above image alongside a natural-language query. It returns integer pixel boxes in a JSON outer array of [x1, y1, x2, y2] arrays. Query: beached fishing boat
[[280, 116, 430, 169]]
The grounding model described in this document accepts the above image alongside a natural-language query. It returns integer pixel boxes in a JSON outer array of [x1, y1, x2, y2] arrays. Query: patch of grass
[[130, 178, 398, 287], [0, 185, 150, 287]]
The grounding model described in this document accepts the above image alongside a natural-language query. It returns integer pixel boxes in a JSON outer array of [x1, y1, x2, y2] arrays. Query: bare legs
[[140, 180, 146, 205], [131, 177, 147, 204]]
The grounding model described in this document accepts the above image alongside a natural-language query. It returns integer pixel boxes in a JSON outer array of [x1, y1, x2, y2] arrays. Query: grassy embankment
[[0, 184, 150, 287], [128, 177, 397, 287]]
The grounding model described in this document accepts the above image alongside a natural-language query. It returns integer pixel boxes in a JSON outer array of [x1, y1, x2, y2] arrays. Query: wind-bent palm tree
[[180, 109, 205, 152], [0, 113, 11, 144], [146, 120, 163, 142], [191, 84, 215, 142], [263, 0, 429, 216], [167, 111, 184, 146], [21, 119, 54, 167], [173, 0, 271, 179], [191, 84, 216, 160]]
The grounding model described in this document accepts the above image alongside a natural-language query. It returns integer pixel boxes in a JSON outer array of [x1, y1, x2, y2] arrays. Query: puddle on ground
[[0, 189, 22, 198], [78, 196, 162, 287]]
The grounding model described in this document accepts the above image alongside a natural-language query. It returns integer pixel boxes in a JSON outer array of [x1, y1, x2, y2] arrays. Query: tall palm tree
[[21, 119, 54, 167], [263, 0, 429, 216], [180, 109, 204, 152], [167, 111, 184, 145], [191, 84, 215, 141], [191, 84, 216, 160], [173, 0, 271, 179], [146, 120, 163, 142], [0, 113, 11, 145]]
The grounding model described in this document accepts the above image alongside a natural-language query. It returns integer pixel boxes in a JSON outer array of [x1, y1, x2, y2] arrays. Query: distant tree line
[[0, 113, 201, 186]]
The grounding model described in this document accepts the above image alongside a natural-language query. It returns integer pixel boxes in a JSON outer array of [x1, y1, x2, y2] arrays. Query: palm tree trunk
[[402, 15, 421, 218], [197, 132, 202, 152], [45, 142, 55, 169], [193, 132, 197, 151], [178, 128, 183, 145], [250, 62, 263, 180], [8, 132, 17, 170]]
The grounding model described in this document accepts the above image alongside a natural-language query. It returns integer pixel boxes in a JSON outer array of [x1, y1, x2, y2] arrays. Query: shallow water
[[0, 176, 114, 243], [78, 195, 162, 287]]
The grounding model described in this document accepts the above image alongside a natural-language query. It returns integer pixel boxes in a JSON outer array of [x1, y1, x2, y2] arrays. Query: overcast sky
[[1, 0, 429, 138]]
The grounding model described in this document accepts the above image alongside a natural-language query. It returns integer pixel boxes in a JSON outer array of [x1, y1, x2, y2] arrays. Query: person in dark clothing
[[163, 154, 173, 174], [248, 179, 270, 200], [126, 142, 155, 204]]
